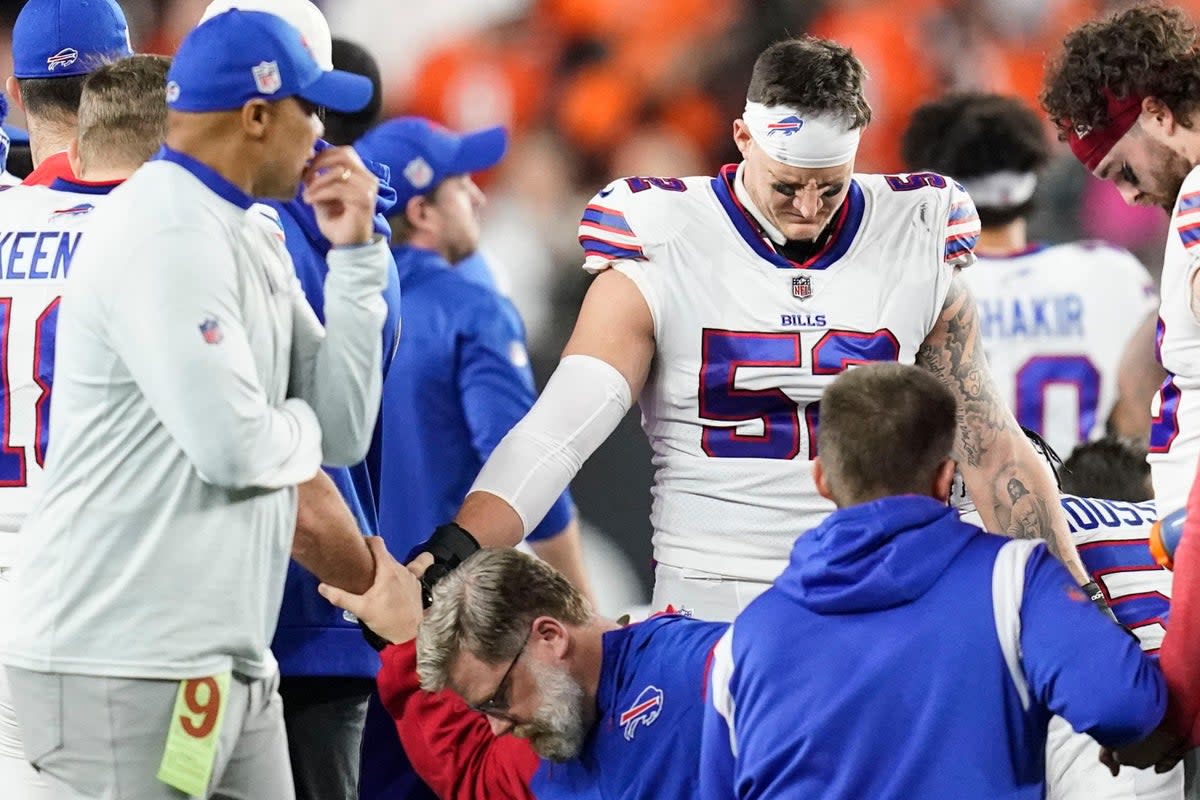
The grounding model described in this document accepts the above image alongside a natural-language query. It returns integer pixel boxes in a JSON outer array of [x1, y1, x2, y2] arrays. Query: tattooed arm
[[916, 276, 1090, 584]]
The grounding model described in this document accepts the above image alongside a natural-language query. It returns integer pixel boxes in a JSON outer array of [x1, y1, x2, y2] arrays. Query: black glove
[[412, 523, 481, 608], [358, 523, 482, 651], [1082, 580, 1119, 624]]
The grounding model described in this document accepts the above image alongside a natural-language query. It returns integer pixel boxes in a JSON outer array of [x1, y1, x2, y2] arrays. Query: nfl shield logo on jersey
[[199, 317, 223, 345], [252, 61, 282, 95], [792, 274, 812, 299], [619, 686, 664, 741]]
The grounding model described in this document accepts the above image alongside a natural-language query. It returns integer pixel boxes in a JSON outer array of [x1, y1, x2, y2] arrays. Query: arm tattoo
[[917, 278, 1065, 561]]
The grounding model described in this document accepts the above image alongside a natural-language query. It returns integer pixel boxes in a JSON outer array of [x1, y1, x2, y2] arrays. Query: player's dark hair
[[818, 363, 957, 506], [1041, 4, 1200, 135], [1061, 436, 1152, 502], [16, 74, 88, 126], [325, 38, 383, 147], [77, 55, 170, 171], [901, 93, 1049, 226], [747, 36, 871, 129], [389, 179, 447, 246]]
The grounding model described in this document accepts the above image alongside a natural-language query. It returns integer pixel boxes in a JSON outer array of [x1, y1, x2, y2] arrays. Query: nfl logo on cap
[[251, 60, 282, 94], [792, 274, 812, 299]]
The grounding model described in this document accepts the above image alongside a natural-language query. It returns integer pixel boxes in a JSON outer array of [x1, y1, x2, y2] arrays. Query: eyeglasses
[[467, 629, 531, 723]]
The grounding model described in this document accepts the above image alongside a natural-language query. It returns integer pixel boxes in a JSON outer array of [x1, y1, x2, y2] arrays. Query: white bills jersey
[[1150, 167, 1200, 517], [0, 181, 110, 566], [578, 165, 979, 582], [964, 242, 1155, 456], [1050, 495, 1180, 800]]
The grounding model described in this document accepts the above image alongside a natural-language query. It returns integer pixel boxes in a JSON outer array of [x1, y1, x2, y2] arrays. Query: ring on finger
[[339, 168, 352, 182]]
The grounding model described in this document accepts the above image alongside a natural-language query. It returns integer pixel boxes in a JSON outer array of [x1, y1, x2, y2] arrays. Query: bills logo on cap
[[46, 48, 79, 72], [619, 686, 664, 741], [792, 274, 812, 299], [199, 317, 224, 345], [252, 61, 283, 95], [166, 81, 181, 104], [404, 157, 434, 190], [767, 115, 804, 137]]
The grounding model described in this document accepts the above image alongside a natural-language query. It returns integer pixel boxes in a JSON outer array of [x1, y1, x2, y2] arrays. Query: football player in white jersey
[[1043, 5, 1200, 763], [902, 92, 1161, 457], [0, 55, 169, 800], [1056, 438, 1178, 800], [953, 432, 1179, 799], [413, 35, 1093, 622]]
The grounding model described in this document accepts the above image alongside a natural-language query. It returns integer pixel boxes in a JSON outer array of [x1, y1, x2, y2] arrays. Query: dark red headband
[[1062, 89, 1145, 171]]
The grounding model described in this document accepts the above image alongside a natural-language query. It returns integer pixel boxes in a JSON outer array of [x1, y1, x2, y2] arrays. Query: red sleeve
[[376, 641, 540, 800], [1159, 467, 1200, 745]]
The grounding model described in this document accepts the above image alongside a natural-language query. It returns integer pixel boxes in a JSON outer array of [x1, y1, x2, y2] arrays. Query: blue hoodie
[[701, 494, 1166, 800], [269, 141, 404, 679]]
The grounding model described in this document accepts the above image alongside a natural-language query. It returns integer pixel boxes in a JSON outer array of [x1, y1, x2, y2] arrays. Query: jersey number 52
[[699, 328, 899, 459]]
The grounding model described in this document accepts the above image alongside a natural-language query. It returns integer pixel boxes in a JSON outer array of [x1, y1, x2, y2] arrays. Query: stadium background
[[0, 0, 1182, 613]]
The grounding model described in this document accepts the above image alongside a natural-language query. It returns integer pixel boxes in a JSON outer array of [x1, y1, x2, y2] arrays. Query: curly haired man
[[1042, 3, 1200, 784]]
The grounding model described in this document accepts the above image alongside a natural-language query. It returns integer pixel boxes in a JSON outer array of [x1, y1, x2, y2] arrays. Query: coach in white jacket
[[3, 10, 389, 799]]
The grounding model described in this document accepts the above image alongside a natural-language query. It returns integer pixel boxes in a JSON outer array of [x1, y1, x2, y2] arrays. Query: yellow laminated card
[[157, 672, 231, 797]]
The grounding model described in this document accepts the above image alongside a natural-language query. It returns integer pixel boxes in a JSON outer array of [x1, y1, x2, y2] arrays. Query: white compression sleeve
[[468, 354, 633, 535]]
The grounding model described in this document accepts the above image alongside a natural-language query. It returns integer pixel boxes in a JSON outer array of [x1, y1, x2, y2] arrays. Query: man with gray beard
[[318, 541, 725, 799]]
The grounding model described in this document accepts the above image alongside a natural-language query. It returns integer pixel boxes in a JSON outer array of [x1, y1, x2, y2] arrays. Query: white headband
[[958, 171, 1037, 208], [742, 101, 861, 169]]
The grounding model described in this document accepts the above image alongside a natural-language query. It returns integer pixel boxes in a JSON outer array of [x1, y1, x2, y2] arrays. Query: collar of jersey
[[152, 146, 253, 210], [711, 162, 864, 270], [49, 176, 120, 195]]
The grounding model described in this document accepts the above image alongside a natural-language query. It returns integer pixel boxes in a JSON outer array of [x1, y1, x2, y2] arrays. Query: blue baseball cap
[[13, 0, 132, 79], [166, 10, 371, 114], [355, 117, 508, 206]]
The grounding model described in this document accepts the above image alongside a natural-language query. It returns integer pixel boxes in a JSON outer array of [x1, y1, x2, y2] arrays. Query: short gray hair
[[416, 548, 591, 692]]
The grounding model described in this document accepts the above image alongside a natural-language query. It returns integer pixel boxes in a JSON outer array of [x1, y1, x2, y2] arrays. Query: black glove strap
[[359, 619, 390, 652], [417, 523, 481, 608], [1082, 580, 1119, 624]]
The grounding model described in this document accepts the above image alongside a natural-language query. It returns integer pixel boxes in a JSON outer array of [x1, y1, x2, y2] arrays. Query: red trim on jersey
[[1160, 468, 1200, 745], [20, 151, 75, 187], [376, 640, 539, 799]]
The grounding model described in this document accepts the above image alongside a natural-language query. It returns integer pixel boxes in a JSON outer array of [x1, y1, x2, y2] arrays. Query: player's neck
[[573, 617, 622, 703], [975, 219, 1027, 257], [164, 122, 257, 196], [26, 118, 75, 169]]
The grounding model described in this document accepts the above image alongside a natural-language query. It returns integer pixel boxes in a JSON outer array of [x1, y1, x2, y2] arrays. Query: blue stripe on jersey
[[581, 205, 635, 235], [1178, 222, 1200, 248], [579, 236, 646, 261], [1178, 191, 1200, 212], [944, 234, 978, 260], [710, 164, 865, 271], [947, 202, 977, 224]]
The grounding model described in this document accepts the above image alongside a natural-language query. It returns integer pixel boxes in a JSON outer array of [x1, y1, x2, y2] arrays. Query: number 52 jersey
[[578, 165, 979, 582]]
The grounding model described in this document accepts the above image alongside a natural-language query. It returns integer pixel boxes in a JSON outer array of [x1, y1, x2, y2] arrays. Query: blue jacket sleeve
[[457, 294, 574, 541], [1019, 547, 1167, 746], [700, 631, 739, 800]]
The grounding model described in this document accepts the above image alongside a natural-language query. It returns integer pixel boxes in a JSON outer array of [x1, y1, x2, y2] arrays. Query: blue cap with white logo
[[355, 117, 508, 206], [13, 0, 132, 79], [166, 9, 372, 114]]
